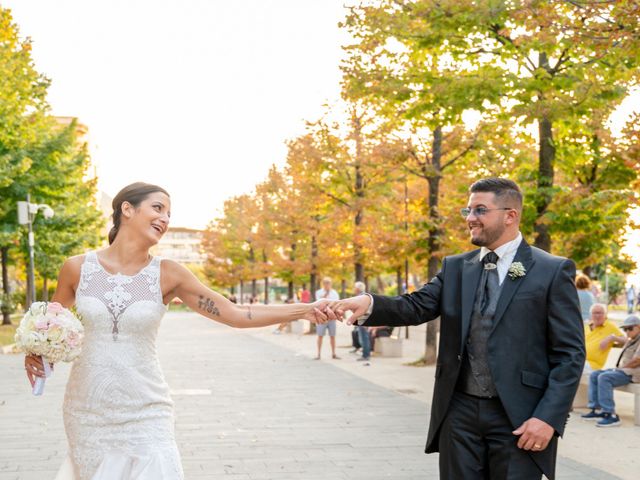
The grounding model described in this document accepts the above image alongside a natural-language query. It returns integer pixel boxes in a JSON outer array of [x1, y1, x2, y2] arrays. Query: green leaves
[[0, 6, 104, 296]]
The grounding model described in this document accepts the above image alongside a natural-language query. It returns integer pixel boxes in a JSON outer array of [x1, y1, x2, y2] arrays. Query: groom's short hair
[[469, 178, 523, 210]]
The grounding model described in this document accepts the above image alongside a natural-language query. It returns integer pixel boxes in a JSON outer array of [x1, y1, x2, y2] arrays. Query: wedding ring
[[534, 444, 541, 449]]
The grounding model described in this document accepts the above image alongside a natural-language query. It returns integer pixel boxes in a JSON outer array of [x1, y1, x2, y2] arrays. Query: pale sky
[[3, 0, 354, 228]]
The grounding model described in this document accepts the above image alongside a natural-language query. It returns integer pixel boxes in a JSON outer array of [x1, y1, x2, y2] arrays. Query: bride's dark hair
[[109, 182, 170, 245]]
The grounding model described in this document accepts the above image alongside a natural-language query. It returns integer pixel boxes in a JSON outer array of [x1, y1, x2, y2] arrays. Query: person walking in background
[[299, 286, 311, 304], [581, 315, 640, 427], [626, 284, 636, 314], [315, 277, 340, 360], [576, 274, 595, 321], [583, 303, 625, 373], [353, 281, 371, 364]]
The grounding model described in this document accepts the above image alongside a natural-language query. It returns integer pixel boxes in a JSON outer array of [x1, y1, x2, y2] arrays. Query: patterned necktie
[[481, 251, 500, 315]]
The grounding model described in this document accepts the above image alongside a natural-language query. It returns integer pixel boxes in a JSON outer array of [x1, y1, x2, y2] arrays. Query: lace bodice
[[58, 251, 183, 480], [76, 251, 165, 341]]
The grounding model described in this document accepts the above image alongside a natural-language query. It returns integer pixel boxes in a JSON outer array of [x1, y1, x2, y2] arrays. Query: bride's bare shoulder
[[59, 254, 88, 279], [53, 254, 90, 305]]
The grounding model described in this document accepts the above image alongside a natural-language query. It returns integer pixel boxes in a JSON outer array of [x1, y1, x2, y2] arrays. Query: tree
[[0, 7, 50, 322], [25, 120, 104, 300], [203, 194, 259, 302], [254, 166, 309, 300], [341, 2, 497, 363], [375, 0, 640, 252], [283, 130, 348, 298], [340, 0, 640, 361], [302, 106, 400, 286]]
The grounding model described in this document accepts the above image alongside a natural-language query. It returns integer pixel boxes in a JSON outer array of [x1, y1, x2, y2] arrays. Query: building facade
[[151, 227, 206, 265]]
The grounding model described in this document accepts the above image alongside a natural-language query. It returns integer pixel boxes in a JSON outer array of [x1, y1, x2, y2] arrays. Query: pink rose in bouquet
[[15, 302, 84, 395]]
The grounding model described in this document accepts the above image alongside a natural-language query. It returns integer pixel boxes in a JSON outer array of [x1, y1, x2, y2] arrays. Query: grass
[[404, 356, 432, 367], [0, 315, 19, 347]]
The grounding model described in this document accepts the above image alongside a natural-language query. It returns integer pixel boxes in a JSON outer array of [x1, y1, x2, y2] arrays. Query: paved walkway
[[0, 311, 630, 479]]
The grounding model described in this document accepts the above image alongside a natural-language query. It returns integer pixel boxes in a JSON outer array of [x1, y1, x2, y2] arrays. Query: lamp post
[[17, 194, 54, 306]]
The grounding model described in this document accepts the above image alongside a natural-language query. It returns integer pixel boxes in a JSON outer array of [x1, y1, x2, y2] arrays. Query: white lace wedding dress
[[54, 251, 184, 479]]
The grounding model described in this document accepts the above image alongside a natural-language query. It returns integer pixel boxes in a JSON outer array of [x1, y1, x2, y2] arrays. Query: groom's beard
[[469, 222, 505, 247]]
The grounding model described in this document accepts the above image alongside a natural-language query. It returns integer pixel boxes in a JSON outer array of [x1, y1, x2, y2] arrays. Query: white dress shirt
[[356, 232, 524, 324], [479, 232, 523, 286]]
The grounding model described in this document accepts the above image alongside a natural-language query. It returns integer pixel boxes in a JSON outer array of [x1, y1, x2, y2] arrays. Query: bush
[[0, 293, 15, 315]]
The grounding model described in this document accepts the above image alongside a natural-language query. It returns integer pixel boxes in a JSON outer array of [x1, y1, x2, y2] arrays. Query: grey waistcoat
[[457, 270, 503, 397]]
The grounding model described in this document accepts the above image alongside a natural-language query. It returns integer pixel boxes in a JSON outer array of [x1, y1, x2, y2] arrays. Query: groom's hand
[[512, 417, 554, 451], [330, 295, 372, 325]]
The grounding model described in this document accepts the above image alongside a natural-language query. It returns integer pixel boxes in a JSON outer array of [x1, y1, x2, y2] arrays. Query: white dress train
[[54, 252, 183, 479]]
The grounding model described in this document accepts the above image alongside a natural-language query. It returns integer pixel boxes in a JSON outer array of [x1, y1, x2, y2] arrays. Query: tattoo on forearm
[[198, 296, 220, 316], [247, 305, 252, 320]]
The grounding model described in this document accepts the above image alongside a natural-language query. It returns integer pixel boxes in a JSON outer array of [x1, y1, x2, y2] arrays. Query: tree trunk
[[310, 234, 318, 301], [534, 114, 555, 253], [42, 277, 49, 302], [397, 266, 403, 296], [423, 125, 444, 365], [534, 53, 555, 253], [309, 233, 318, 333], [1, 246, 11, 325], [353, 111, 365, 283], [341, 279, 346, 299], [288, 242, 296, 300], [240, 280, 244, 304], [263, 277, 269, 304], [251, 279, 257, 300]]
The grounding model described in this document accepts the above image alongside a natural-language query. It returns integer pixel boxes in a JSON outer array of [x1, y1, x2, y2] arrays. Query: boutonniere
[[508, 262, 526, 280]]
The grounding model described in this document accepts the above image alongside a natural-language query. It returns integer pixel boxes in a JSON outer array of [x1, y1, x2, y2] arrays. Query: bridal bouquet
[[14, 301, 84, 395]]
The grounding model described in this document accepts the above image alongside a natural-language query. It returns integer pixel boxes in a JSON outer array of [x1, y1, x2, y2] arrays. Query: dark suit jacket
[[364, 240, 585, 479]]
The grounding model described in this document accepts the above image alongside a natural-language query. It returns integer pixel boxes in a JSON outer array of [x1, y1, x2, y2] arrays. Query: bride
[[24, 182, 329, 480]]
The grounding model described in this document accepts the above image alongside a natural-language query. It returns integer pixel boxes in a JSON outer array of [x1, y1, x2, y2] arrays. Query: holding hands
[[313, 295, 372, 325], [304, 299, 334, 324]]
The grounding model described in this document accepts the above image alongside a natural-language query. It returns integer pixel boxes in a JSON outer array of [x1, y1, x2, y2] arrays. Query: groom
[[329, 178, 585, 479]]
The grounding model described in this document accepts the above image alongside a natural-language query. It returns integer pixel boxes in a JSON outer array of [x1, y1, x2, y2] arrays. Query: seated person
[[584, 303, 625, 372], [581, 315, 640, 427], [369, 326, 394, 352]]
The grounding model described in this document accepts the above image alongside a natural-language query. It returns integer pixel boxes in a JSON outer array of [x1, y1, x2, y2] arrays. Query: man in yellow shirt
[[584, 304, 625, 371]]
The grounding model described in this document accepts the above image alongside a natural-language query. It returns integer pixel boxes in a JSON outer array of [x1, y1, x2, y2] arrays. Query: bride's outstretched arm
[[162, 260, 329, 328]]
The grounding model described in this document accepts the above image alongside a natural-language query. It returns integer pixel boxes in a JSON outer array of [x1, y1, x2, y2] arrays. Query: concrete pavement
[[0, 311, 633, 479]]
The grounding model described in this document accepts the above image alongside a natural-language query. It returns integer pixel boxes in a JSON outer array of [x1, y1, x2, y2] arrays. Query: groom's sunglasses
[[460, 207, 513, 219]]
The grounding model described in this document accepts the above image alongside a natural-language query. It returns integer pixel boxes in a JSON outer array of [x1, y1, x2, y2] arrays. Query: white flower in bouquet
[[15, 302, 84, 395], [15, 301, 84, 362]]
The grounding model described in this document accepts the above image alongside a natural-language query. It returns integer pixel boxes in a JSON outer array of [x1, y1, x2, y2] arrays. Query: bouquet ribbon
[[32, 356, 52, 396]]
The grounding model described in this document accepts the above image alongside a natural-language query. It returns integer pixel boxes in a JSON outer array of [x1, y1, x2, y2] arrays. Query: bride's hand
[[24, 355, 53, 387], [303, 300, 333, 324]]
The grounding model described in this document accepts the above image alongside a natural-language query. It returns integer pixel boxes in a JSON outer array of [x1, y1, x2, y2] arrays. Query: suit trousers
[[439, 391, 543, 480]]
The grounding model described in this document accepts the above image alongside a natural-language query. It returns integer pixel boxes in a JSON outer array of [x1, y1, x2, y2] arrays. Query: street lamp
[[17, 194, 54, 306]]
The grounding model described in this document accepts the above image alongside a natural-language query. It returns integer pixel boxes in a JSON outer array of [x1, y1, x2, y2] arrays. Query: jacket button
[[457, 354, 462, 361]]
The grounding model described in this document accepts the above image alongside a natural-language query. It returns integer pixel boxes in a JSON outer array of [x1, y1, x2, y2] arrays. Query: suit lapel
[[490, 240, 535, 335], [460, 251, 483, 353]]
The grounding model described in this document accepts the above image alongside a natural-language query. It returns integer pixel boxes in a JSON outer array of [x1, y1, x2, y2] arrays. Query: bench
[[377, 336, 403, 357], [289, 319, 304, 335], [573, 373, 640, 426]]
